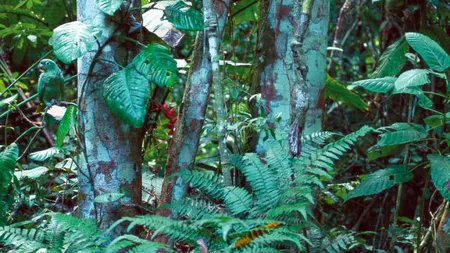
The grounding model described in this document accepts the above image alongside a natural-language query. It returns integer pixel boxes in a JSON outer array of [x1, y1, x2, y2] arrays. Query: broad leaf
[[0, 144, 18, 194], [0, 94, 18, 108], [164, 1, 203, 31], [405, 32, 450, 72], [428, 155, 450, 201], [325, 75, 368, 111], [104, 67, 149, 128], [367, 145, 404, 161], [132, 44, 179, 87], [373, 37, 408, 78], [95, 0, 122, 16], [94, 192, 125, 203], [376, 123, 427, 146], [346, 165, 413, 201], [49, 21, 101, 64], [424, 113, 450, 128], [394, 69, 430, 90], [231, 0, 259, 24], [392, 86, 433, 109], [348, 77, 396, 93], [55, 105, 77, 148], [29, 147, 60, 162], [14, 166, 49, 180]]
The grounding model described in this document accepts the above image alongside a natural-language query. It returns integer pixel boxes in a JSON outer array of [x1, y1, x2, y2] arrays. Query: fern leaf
[[223, 186, 252, 216], [165, 198, 224, 219], [169, 169, 224, 199]]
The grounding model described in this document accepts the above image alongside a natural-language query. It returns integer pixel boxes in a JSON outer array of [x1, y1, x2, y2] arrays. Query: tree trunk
[[253, 0, 329, 154], [157, 0, 230, 216], [77, 0, 143, 233]]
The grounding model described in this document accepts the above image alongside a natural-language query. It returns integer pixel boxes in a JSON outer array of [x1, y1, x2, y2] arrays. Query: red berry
[[171, 117, 177, 123], [166, 123, 174, 129], [168, 108, 175, 117], [162, 104, 168, 110], [168, 129, 174, 135]]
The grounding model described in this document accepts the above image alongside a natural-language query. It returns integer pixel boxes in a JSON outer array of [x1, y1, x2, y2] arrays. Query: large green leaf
[[428, 155, 450, 201], [49, 21, 101, 64], [131, 44, 179, 87], [345, 165, 413, 201], [376, 123, 427, 146], [392, 85, 432, 109], [348, 77, 396, 93], [394, 69, 430, 90], [424, 113, 450, 128], [405, 32, 450, 72], [95, 0, 123, 16], [29, 147, 60, 161], [94, 192, 125, 203], [0, 144, 18, 194], [373, 37, 408, 78], [55, 105, 77, 148], [231, 0, 259, 24], [164, 1, 203, 31], [325, 75, 368, 111], [103, 67, 149, 128], [14, 166, 49, 180]]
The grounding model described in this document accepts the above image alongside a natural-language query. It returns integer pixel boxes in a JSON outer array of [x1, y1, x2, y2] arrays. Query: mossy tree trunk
[[77, 0, 143, 233]]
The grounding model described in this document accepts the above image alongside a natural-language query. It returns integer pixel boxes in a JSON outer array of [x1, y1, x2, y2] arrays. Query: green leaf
[[345, 165, 413, 201], [103, 67, 150, 128], [14, 166, 49, 180], [325, 75, 368, 111], [95, 0, 123, 16], [392, 86, 433, 109], [131, 44, 179, 87], [29, 147, 60, 162], [223, 186, 252, 216], [376, 123, 427, 146], [428, 155, 450, 201], [373, 37, 408, 78], [49, 21, 102, 64], [367, 144, 404, 161], [55, 105, 77, 148], [424, 113, 450, 128], [0, 144, 18, 194], [0, 94, 18, 108], [164, 1, 203, 31], [394, 69, 430, 90], [231, 0, 259, 24], [94, 192, 125, 203], [405, 32, 450, 72], [348, 77, 396, 93]]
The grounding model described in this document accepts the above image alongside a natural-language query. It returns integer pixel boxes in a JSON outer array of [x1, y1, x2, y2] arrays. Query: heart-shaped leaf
[[103, 67, 149, 128], [49, 21, 101, 64], [95, 0, 123, 16]]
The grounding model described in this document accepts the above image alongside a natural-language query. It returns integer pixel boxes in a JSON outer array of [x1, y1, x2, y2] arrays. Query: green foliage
[[94, 192, 125, 203], [345, 165, 413, 201], [405, 32, 450, 72], [131, 44, 179, 88], [349, 77, 396, 93], [0, 144, 18, 194], [28, 147, 60, 161], [376, 123, 427, 146], [55, 105, 77, 148], [394, 69, 430, 91], [0, 94, 18, 108], [325, 75, 368, 111], [373, 37, 408, 78], [95, 0, 122, 16], [49, 21, 102, 64], [0, 213, 107, 253], [163, 1, 204, 31], [427, 154, 450, 202], [103, 66, 149, 128]]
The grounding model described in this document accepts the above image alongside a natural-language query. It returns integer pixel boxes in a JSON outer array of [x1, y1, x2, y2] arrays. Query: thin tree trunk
[[77, 0, 143, 234], [157, 0, 230, 219], [204, 0, 232, 186]]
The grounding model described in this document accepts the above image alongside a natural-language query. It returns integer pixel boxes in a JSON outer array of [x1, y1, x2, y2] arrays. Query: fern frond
[[0, 226, 46, 252], [240, 230, 306, 251], [266, 202, 310, 220], [323, 233, 356, 253], [169, 169, 224, 199], [106, 234, 169, 253], [223, 186, 253, 216], [231, 154, 280, 213], [165, 197, 224, 219]]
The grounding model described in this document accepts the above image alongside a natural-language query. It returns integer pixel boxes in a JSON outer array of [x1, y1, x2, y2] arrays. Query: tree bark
[[157, 0, 230, 219], [253, 0, 329, 154], [77, 0, 143, 234]]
